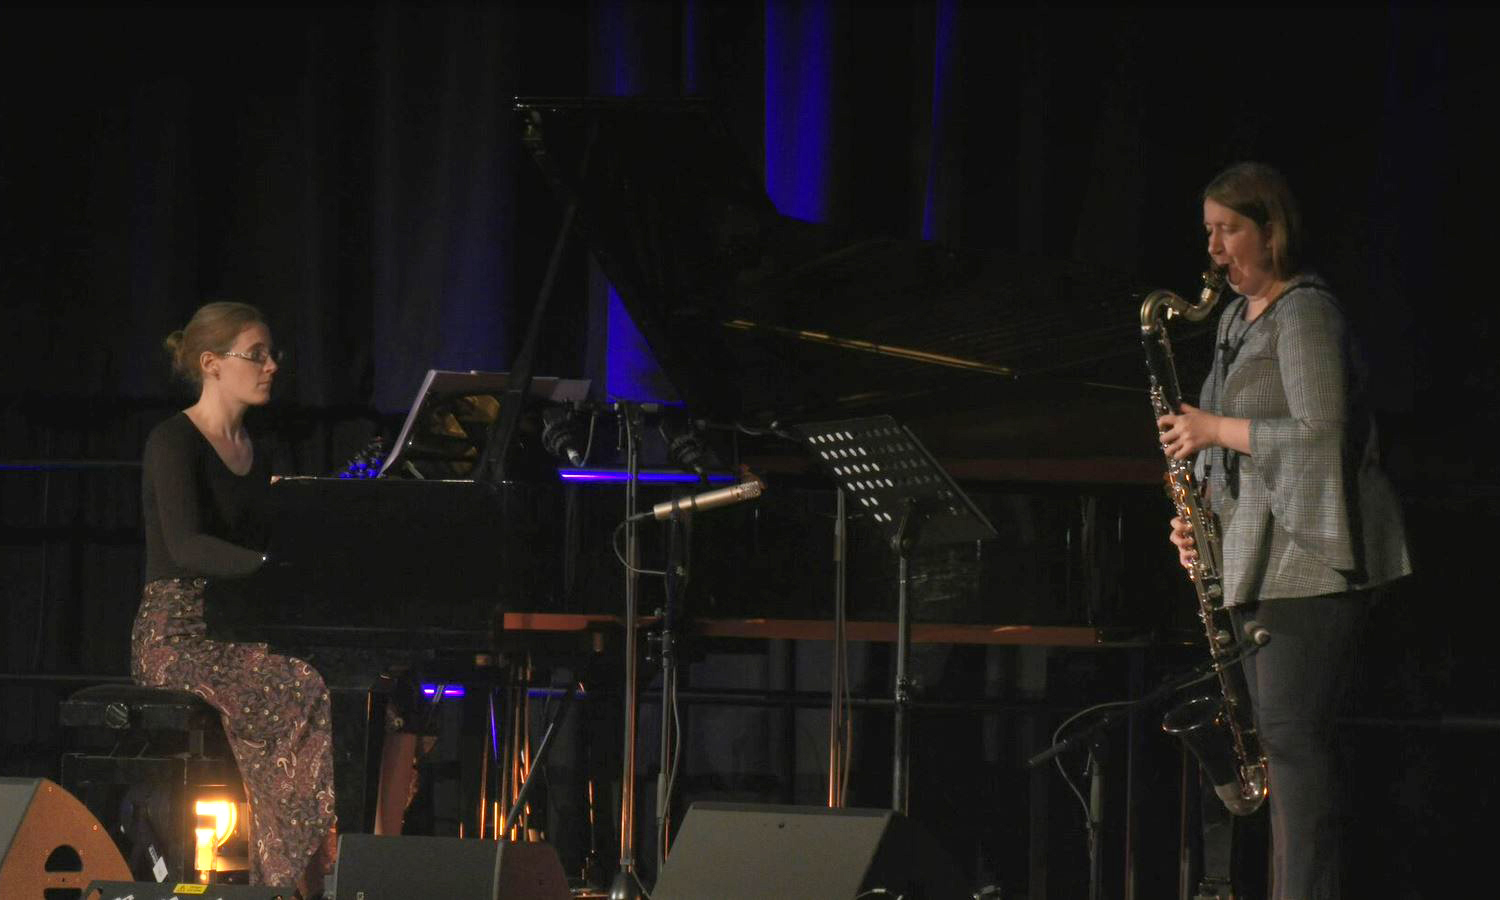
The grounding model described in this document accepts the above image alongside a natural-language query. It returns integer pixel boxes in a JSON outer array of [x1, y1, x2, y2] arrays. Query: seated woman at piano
[[1157, 162, 1410, 899], [133, 301, 336, 896]]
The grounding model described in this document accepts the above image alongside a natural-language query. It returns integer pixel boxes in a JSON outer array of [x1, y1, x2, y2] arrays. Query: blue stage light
[[557, 469, 736, 485]]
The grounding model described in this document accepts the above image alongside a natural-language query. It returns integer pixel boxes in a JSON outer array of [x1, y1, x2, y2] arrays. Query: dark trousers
[[1232, 591, 1368, 900]]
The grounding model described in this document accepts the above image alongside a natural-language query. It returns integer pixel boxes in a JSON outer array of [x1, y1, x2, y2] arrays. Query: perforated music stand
[[793, 415, 997, 813]]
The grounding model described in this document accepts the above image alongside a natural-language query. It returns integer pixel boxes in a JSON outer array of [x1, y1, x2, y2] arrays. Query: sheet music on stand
[[793, 415, 997, 551], [378, 370, 591, 479], [794, 414, 997, 814]]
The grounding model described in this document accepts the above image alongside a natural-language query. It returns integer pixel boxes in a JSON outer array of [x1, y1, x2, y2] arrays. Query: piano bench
[[58, 685, 243, 883], [60, 684, 222, 754]]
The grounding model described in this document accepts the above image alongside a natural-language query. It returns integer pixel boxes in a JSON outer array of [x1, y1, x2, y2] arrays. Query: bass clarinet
[[1140, 267, 1268, 816]]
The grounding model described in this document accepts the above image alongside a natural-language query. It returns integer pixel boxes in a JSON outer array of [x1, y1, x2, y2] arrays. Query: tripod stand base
[[608, 869, 643, 900]]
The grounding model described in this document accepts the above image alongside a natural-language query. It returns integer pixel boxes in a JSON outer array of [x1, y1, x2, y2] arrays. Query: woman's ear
[[1258, 221, 1278, 273], [199, 349, 220, 380]]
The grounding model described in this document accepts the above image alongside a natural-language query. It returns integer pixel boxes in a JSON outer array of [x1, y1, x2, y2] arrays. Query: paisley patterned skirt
[[131, 577, 337, 888]]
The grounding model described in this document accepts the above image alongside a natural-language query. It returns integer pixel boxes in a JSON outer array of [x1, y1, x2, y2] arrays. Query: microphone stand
[[1087, 740, 1105, 900], [891, 499, 919, 815], [610, 402, 644, 900], [654, 506, 687, 869], [1025, 642, 1265, 900], [1025, 644, 1261, 769], [827, 488, 849, 808]]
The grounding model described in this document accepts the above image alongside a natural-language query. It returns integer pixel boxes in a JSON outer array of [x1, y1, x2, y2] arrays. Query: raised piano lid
[[513, 97, 1210, 478]]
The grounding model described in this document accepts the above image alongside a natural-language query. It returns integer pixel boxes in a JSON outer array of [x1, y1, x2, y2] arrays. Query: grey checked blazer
[[1195, 277, 1411, 607]]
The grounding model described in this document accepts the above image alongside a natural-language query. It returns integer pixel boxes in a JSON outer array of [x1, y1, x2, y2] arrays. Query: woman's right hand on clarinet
[[1169, 515, 1197, 571]]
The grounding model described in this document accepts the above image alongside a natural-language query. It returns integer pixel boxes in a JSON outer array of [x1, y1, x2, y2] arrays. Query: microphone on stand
[[633, 475, 765, 521], [661, 418, 711, 482], [541, 406, 586, 467]]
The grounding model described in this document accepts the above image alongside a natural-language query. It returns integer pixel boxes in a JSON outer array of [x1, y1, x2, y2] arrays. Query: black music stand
[[793, 416, 997, 813]]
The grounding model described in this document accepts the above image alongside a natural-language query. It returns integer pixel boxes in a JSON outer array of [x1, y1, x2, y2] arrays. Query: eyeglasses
[[220, 348, 285, 367]]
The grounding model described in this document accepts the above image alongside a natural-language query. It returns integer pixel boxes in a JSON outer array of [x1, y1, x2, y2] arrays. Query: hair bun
[[163, 329, 186, 373]]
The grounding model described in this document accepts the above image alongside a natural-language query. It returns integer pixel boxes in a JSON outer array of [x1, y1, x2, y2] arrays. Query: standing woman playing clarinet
[[1157, 162, 1410, 899], [132, 301, 336, 897]]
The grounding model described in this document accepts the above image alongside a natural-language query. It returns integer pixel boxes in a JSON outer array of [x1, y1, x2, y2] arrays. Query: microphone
[[635, 476, 765, 521], [1241, 620, 1271, 646], [661, 418, 711, 480], [541, 406, 586, 467]]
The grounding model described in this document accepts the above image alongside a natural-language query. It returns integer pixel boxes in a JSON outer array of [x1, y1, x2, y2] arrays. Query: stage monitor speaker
[[85, 882, 290, 899], [333, 834, 570, 900], [652, 803, 970, 900], [1, 774, 132, 894], [0, 777, 132, 899]]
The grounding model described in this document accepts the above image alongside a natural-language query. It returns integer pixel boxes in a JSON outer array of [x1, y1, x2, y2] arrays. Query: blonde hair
[[1202, 162, 1305, 280], [163, 301, 265, 385]]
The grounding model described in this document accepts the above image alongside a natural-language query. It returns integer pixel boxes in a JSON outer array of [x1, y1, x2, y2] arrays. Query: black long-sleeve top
[[142, 412, 270, 583]]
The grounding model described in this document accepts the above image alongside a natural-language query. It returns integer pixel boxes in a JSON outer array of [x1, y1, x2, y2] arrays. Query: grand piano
[[205, 98, 1199, 886]]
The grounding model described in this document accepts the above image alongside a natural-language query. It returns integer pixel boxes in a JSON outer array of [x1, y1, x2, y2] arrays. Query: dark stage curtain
[[4, 5, 1466, 428], [1, 6, 520, 412]]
